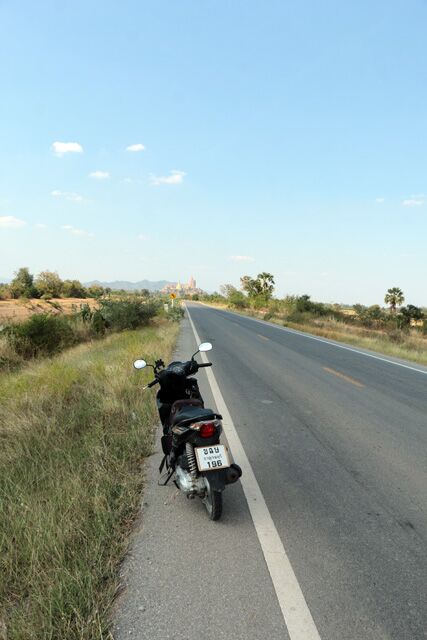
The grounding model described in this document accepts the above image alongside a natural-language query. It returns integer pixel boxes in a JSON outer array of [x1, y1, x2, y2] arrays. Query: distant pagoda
[[161, 275, 202, 296]]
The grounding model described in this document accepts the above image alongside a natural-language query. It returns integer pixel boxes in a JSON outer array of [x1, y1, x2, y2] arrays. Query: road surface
[[113, 303, 427, 640]]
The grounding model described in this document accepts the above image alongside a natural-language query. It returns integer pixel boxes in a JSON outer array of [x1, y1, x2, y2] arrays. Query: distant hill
[[84, 279, 175, 292]]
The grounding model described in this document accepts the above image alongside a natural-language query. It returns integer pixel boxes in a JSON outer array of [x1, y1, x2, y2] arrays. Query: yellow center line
[[257, 334, 269, 341], [323, 366, 365, 389]]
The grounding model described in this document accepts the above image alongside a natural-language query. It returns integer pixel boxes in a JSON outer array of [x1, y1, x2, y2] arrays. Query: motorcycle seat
[[171, 404, 219, 427]]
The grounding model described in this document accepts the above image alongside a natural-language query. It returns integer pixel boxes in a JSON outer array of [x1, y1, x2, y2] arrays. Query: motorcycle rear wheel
[[203, 478, 222, 521]]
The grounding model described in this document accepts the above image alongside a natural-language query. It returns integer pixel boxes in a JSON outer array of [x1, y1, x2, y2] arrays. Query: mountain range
[[84, 279, 174, 292]]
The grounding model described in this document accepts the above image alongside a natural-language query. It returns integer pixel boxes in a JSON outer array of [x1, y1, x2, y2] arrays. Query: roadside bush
[[252, 294, 270, 310], [5, 314, 75, 358], [200, 292, 226, 304], [1, 299, 164, 368], [353, 304, 387, 328], [90, 309, 107, 335], [167, 305, 185, 322], [228, 290, 249, 309], [97, 298, 159, 331]]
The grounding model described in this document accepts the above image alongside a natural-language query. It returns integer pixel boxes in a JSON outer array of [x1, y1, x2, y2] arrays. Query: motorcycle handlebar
[[144, 361, 212, 389]]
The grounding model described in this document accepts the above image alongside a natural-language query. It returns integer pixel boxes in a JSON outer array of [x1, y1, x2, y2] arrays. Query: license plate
[[195, 444, 230, 471]]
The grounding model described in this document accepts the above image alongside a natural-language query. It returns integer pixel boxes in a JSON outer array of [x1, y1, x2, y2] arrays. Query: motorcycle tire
[[203, 478, 222, 521]]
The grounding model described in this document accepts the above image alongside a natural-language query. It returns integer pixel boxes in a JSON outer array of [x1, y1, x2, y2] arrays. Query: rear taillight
[[199, 421, 217, 438]]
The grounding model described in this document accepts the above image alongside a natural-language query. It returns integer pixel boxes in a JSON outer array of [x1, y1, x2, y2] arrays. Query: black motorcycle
[[133, 342, 241, 520]]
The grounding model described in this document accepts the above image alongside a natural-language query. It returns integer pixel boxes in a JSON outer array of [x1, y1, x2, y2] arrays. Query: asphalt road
[[113, 303, 427, 640]]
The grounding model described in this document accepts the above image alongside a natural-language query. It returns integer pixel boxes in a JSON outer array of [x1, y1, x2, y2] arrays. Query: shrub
[[228, 290, 249, 309], [91, 309, 107, 335], [5, 314, 76, 358], [252, 295, 270, 310], [167, 305, 185, 322], [353, 304, 387, 328], [97, 298, 159, 331], [1, 299, 162, 367], [79, 303, 93, 322]]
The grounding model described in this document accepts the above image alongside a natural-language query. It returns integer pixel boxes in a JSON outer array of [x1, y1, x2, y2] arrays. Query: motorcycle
[[133, 342, 242, 520]]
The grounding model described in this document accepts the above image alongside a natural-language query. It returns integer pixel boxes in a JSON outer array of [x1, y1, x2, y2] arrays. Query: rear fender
[[202, 468, 227, 492]]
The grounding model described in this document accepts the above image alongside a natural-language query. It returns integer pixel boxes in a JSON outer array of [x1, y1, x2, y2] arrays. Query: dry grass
[[283, 317, 427, 365], [0, 298, 97, 324], [0, 320, 179, 639]]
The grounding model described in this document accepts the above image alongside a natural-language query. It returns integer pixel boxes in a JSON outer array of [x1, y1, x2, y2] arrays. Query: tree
[[240, 273, 275, 299], [220, 284, 237, 298], [240, 276, 258, 297], [384, 287, 404, 313], [62, 279, 86, 298], [9, 267, 38, 298], [35, 271, 63, 298], [87, 284, 105, 299], [399, 304, 424, 327], [257, 272, 275, 297]]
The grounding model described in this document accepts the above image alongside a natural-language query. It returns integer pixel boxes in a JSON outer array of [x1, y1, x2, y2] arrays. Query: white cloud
[[51, 190, 83, 202], [149, 170, 186, 186], [126, 143, 145, 152], [402, 194, 425, 207], [0, 215, 25, 228], [122, 177, 133, 184], [137, 233, 148, 240], [61, 224, 94, 237], [52, 141, 83, 156], [35, 223, 47, 229], [375, 197, 385, 204], [231, 255, 255, 262], [89, 170, 110, 180]]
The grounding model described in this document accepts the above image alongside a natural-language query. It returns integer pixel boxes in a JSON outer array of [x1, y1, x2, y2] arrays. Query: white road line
[[186, 304, 322, 640], [203, 304, 427, 376]]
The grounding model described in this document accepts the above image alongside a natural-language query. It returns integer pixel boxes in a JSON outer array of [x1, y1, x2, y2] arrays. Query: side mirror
[[133, 359, 147, 369], [198, 342, 212, 352]]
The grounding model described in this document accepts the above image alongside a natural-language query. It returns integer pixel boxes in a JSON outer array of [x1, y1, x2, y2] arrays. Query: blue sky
[[0, 0, 426, 305]]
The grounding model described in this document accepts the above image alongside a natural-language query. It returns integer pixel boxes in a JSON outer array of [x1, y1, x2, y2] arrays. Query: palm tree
[[384, 287, 404, 313]]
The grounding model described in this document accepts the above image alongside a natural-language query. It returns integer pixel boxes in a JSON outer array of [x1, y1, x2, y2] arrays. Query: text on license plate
[[195, 444, 230, 471]]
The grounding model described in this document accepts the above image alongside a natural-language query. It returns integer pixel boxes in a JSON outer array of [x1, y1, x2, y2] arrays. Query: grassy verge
[[199, 302, 427, 366], [0, 319, 179, 639], [282, 317, 427, 365]]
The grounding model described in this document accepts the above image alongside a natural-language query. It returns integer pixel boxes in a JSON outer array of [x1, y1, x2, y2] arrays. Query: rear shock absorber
[[186, 442, 198, 478]]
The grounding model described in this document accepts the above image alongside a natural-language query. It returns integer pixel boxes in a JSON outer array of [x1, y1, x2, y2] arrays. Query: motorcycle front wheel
[[203, 477, 222, 521]]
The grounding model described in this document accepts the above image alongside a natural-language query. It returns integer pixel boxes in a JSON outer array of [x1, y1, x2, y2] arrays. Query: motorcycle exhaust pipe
[[225, 463, 242, 485]]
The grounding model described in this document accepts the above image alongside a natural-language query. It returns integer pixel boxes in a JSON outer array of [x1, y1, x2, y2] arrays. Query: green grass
[[0, 320, 179, 639]]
